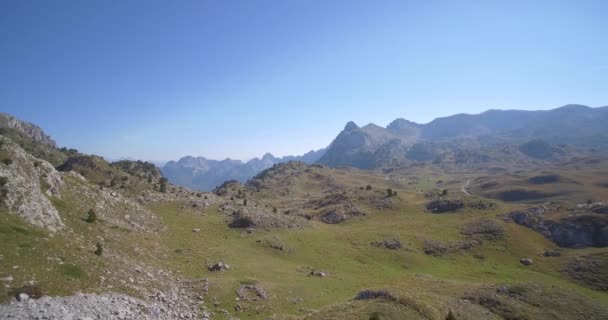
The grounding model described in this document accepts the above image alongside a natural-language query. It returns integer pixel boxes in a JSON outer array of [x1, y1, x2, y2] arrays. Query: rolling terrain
[[1, 112, 608, 319]]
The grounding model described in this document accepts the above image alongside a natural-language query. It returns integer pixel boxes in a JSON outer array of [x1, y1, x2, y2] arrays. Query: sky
[[1, 0, 607, 161]]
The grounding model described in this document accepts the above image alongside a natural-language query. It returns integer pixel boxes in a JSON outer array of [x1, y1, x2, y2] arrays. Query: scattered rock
[[236, 285, 268, 301], [208, 262, 230, 272], [461, 218, 505, 240], [520, 258, 534, 266], [319, 204, 366, 224], [543, 249, 561, 257], [371, 239, 402, 250], [309, 270, 328, 277], [426, 199, 464, 213], [192, 228, 201, 233]]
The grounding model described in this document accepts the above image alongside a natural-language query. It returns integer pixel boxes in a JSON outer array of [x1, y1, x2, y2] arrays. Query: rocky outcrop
[[0, 113, 57, 147], [0, 136, 64, 231], [508, 204, 608, 248], [111, 160, 162, 179], [228, 207, 303, 229], [319, 204, 366, 224], [426, 199, 464, 213]]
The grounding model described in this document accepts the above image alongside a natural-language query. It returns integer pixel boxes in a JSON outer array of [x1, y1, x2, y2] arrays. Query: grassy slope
[[2, 160, 608, 319], [151, 167, 608, 319]]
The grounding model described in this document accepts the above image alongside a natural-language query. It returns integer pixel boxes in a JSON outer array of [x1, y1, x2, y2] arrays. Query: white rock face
[[0, 293, 148, 320], [0, 136, 64, 231]]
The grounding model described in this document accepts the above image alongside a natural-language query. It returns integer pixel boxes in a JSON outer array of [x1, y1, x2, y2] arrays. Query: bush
[[243, 198, 248, 206], [94, 242, 103, 256], [159, 177, 168, 193], [366, 185, 372, 190], [273, 207, 278, 213], [386, 188, 393, 197], [355, 289, 396, 301], [85, 209, 97, 223], [2, 157, 13, 165]]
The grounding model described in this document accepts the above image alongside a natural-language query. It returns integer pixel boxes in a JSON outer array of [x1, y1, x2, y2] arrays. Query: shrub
[[243, 198, 248, 206], [2, 158, 13, 165], [355, 289, 396, 301], [85, 209, 97, 223], [11, 285, 43, 300], [159, 177, 168, 193], [94, 242, 103, 256], [386, 188, 393, 197], [0, 176, 8, 186], [366, 185, 372, 190], [273, 207, 278, 213], [442, 189, 448, 196]]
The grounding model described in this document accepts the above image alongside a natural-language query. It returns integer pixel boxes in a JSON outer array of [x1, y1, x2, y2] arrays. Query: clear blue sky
[[1, 0, 607, 161]]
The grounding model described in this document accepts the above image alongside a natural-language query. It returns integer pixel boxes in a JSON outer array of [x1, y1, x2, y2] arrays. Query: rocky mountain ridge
[[162, 149, 325, 191], [0, 113, 57, 148], [318, 104, 608, 169]]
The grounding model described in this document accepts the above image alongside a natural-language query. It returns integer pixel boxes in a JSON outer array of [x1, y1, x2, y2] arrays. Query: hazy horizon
[[2, 0, 607, 161]]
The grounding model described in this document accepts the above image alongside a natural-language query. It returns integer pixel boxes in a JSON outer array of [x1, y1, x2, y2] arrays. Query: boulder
[[208, 262, 229, 272], [520, 258, 534, 266]]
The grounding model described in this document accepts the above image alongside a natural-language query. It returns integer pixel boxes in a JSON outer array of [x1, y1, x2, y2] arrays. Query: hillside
[[0, 114, 608, 320]]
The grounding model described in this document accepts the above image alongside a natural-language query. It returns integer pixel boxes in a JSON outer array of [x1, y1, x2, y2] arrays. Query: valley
[[1, 109, 608, 319]]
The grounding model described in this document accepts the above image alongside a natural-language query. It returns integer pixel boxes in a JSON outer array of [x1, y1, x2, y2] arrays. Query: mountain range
[[163, 104, 608, 190], [318, 104, 608, 169], [161, 149, 326, 191]]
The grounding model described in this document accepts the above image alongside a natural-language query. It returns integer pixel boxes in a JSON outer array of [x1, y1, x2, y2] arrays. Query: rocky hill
[[162, 149, 325, 191], [318, 104, 608, 169], [0, 113, 69, 166], [0, 113, 57, 148]]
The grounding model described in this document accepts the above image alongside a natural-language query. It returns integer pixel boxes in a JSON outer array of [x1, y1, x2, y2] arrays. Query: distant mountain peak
[[344, 121, 359, 131], [262, 153, 276, 161]]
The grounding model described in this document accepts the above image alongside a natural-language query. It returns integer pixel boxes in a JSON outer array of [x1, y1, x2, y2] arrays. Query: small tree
[[147, 175, 153, 183], [386, 188, 393, 197], [243, 198, 248, 206], [85, 209, 97, 223], [366, 185, 372, 191], [273, 207, 278, 213], [442, 189, 448, 196], [94, 242, 103, 256], [159, 177, 168, 193]]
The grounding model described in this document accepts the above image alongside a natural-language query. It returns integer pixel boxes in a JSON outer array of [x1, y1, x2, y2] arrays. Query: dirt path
[[461, 179, 471, 195]]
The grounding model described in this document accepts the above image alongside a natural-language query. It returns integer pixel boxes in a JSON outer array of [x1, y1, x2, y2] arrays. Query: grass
[[60, 264, 87, 279], [151, 193, 608, 319]]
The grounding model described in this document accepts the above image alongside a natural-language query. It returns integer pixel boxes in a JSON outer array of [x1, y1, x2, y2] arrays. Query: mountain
[[318, 104, 608, 169], [162, 149, 325, 191], [2, 111, 608, 320], [0, 113, 57, 148], [0, 113, 68, 166]]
